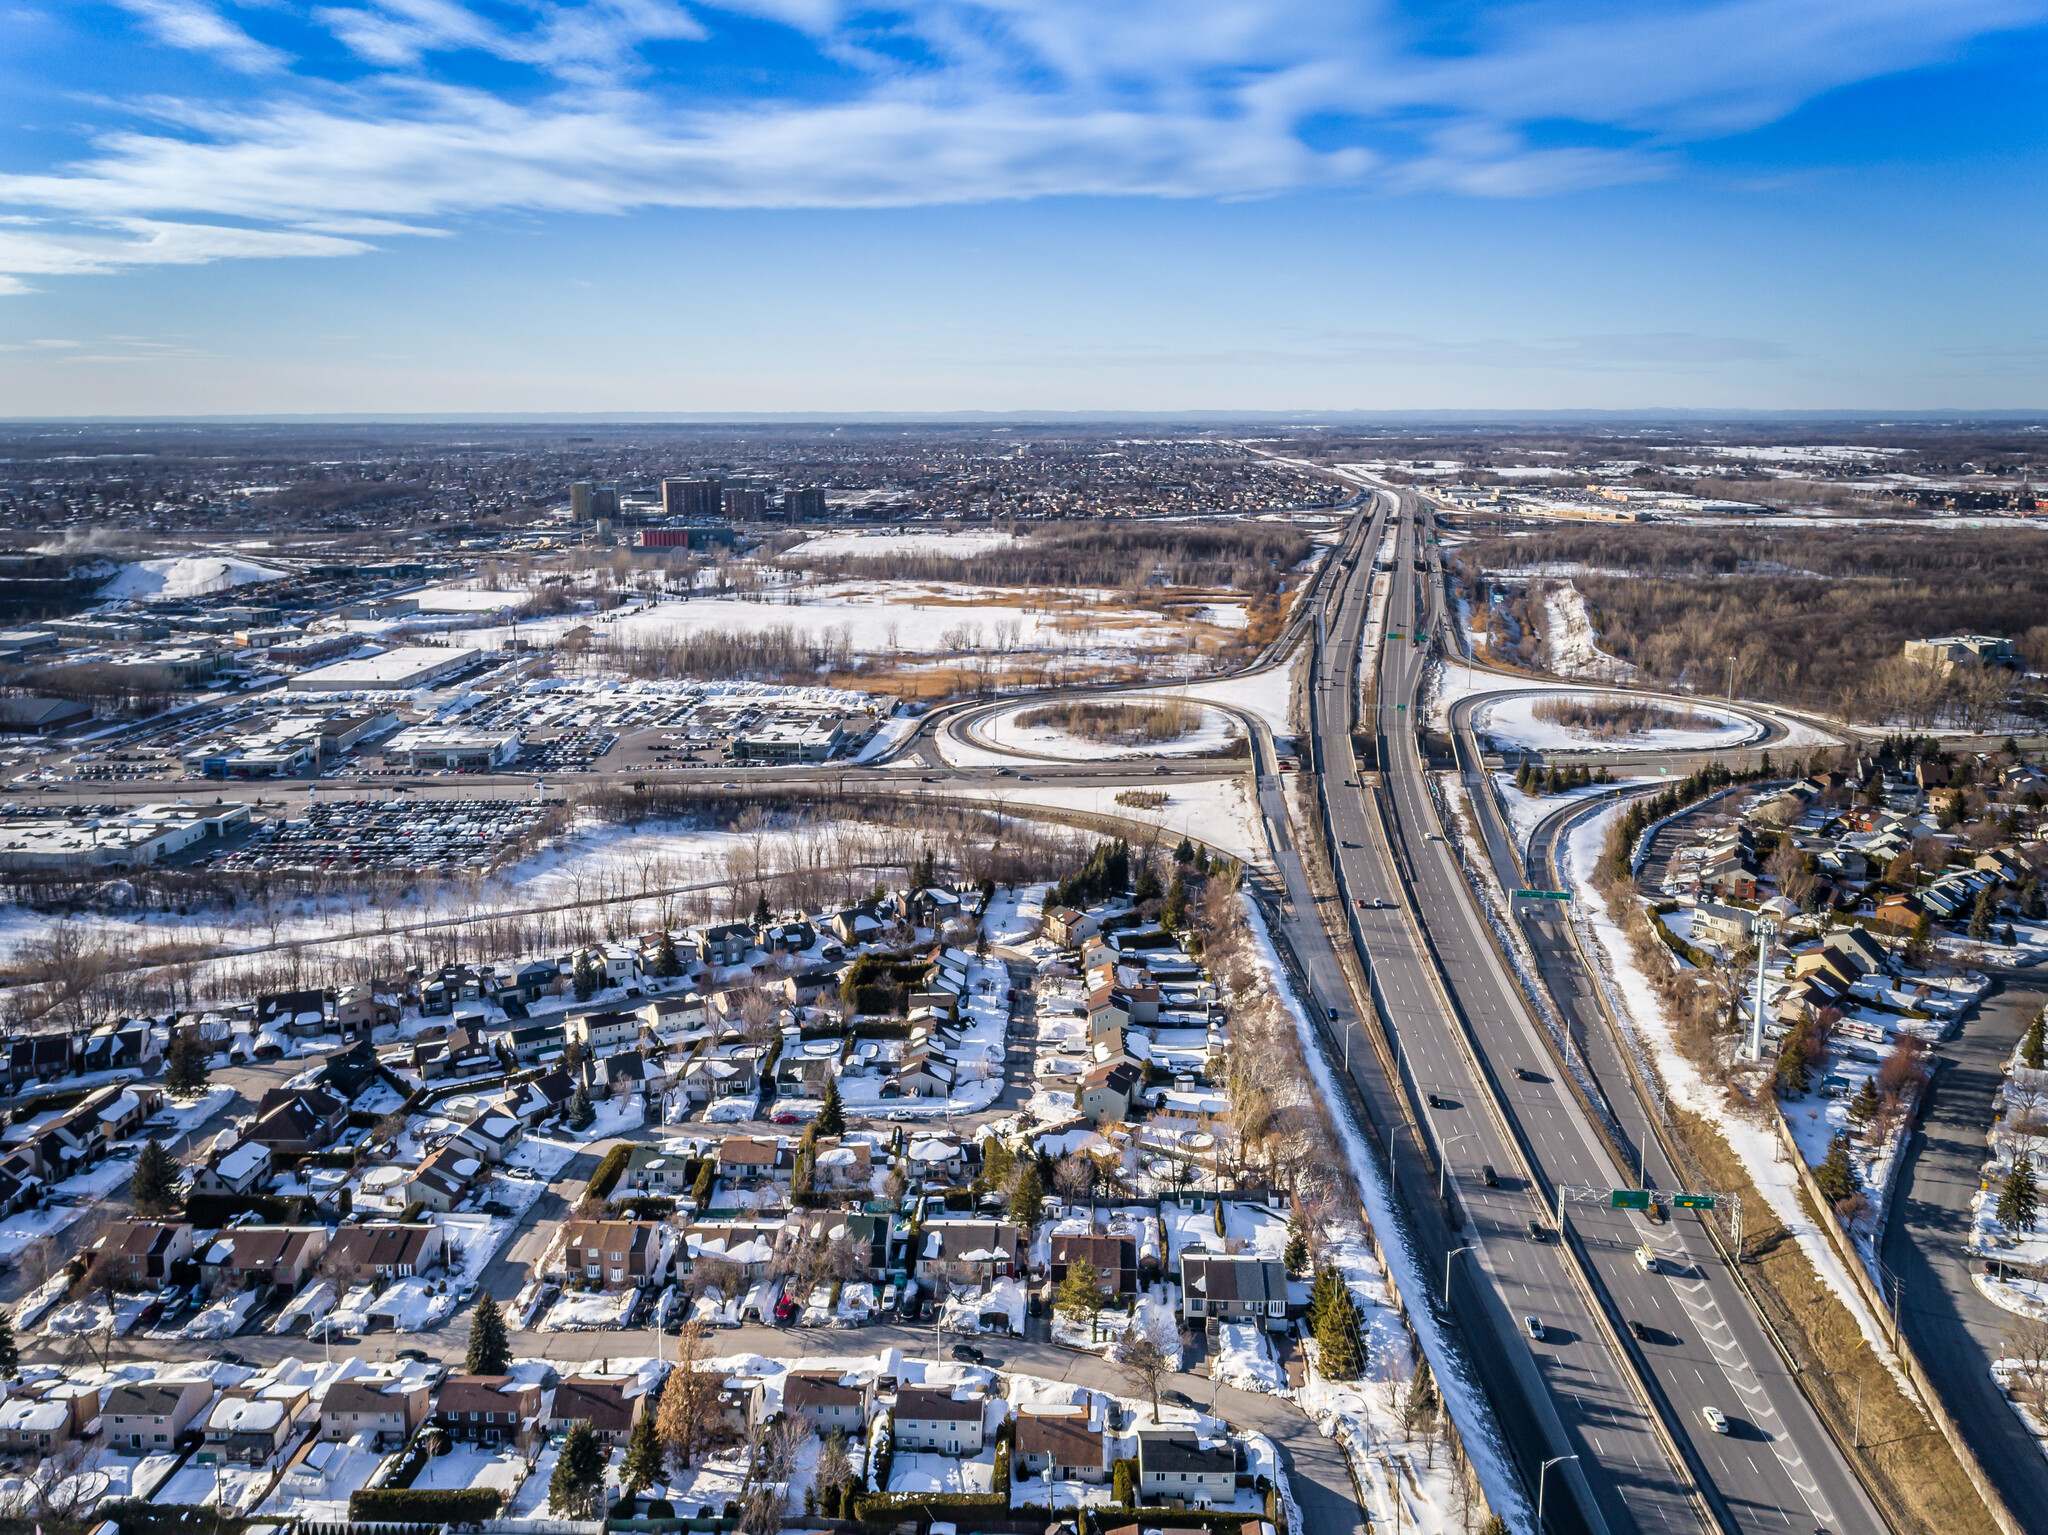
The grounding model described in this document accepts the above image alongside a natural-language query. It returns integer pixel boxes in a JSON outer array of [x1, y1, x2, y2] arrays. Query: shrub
[[587, 1143, 633, 1201], [349, 1488, 501, 1523]]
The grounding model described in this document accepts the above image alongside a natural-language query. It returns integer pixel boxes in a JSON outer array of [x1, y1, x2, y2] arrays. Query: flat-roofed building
[[287, 646, 479, 693], [382, 725, 522, 770]]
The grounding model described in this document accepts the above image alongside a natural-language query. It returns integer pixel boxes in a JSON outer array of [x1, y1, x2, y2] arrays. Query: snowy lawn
[[888, 1450, 995, 1495], [409, 1442, 532, 1499], [541, 1289, 635, 1331]]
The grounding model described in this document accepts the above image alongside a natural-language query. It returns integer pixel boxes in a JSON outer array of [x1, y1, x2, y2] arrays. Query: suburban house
[[96, 1220, 194, 1289], [0, 1398, 70, 1454], [321, 1379, 430, 1447], [244, 1087, 348, 1154], [514, 1069, 578, 1125], [192, 1138, 273, 1197], [1180, 1253, 1290, 1330], [783, 1372, 872, 1434], [203, 1392, 294, 1465], [433, 1375, 543, 1446], [1044, 907, 1101, 946], [1137, 1429, 1235, 1506], [914, 1220, 1021, 1288], [560, 1218, 671, 1289], [106, 1380, 214, 1452], [717, 1136, 785, 1184], [407, 1144, 482, 1214], [1016, 1411, 1108, 1485], [697, 924, 754, 967], [624, 1145, 699, 1195], [324, 1223, 443, 1283], [1691, 902, 1754, 950], [454, 1113, 523, 1164], [201, 1225, 328, 1291], [548, 1376, 643, 1448], [892, 1388, 986, 1454], [1049, 1233, 1139, 1298], [1078, 1060, 1143, 1124], [569, 1009, 641, 1051]]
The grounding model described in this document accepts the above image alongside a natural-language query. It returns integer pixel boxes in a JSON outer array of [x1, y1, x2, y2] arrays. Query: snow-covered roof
[[207, 1396, 286, 1433]]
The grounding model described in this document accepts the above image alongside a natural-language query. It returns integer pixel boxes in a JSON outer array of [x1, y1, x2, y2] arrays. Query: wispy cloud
[[4, 0, 2043, 291], [113, 0, 289, 71]]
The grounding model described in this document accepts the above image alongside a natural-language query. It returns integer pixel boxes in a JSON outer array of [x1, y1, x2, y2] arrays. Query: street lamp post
[[1538, 1454, 1578, 1529], [1444, 1244, 1475, 1305], [1439, 1133, 1474, 1199]]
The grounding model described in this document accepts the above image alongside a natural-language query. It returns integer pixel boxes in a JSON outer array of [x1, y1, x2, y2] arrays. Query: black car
[[1427, 1093, 1449, 1110], [396, 1348, 431, 1363], [1629, 1319, 1653, 1342], [950, 1343, 984, 1364], [1481, 1164, 1499, 1188], [1514, 1068, 1542, 1083], [1527, 1220, 1552, 1242], [1164, 1389, 1196, 1409]]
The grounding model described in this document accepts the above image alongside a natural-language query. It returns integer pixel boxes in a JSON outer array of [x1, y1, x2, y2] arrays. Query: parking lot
[[203, 796, 556, 874]]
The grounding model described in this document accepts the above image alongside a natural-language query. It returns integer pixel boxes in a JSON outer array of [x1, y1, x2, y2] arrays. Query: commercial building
[[731, 710, 859, 763], [0, 801, 249, 871], [0, 696, 92, 735], [287, 646, 479, 692], [1902, 634, 2016, 671], [382, 725, 522, 770]]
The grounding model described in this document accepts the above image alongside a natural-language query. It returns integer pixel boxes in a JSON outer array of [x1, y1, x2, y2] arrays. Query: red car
[[773, 1295, 799, 1326]]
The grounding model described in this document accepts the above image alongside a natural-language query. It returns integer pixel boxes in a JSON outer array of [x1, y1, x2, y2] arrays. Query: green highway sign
[[1674, 1194, 1718, 1210], [1516, 889, 1570, 902], [1610, 1189, 1652, 1210], [1396, 703, 1407, 711]]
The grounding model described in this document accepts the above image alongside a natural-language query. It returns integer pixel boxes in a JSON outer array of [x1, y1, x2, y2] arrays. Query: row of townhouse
[[97, 1218, 445, 1292]]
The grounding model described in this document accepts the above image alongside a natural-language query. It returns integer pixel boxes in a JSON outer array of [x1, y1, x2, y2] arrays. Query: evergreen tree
[[466, 1291, 511, 1374], [653, 931, 682, 979], [1193, 846, 1209, 875], [573, 951, 600, 1001], [2001, 1152, 2041, 1234], [1134, 860, 1162, 904], [568, 1083, 595, 1130], [1056, 1258, 1105, 1321], [164, 1031, 210, 1097], [1162, 873, 1189, 934], [2027, 1013, 2048, 1072], [791, 1127, 817, 1205], [1305, 1266, 1337, 1331], [1971, 887, 1995, 941], [1815, 1132, 1859, 1205], [0, 1307, 19, 1379], [690, 1158, 714, 1207], [549, 1421, 606, 1516], [817, 1075, 846, 1137], [130, 1137, 179, 1214], [2007, 924, 2020, 947], [620, 1391, 665, 1497], [1284, 1221, 1309, 1274], [1010, 1163, 1045, 1229], [753, 892, 772, 926], [1313, 1278, 1365, 1380], [1847, 1077, 1879, 1127], [1173, 837, 1195, 865], [1774, 1031, 1812, 1096]]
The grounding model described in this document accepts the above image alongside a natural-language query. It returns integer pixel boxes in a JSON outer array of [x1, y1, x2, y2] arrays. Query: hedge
[[349, 1488, 501, 1523], [588, 1143, 633, 1200], [183, 1192, 312, 1228]]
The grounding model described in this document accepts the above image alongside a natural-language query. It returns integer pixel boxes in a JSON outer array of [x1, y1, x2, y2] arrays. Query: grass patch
[[1016, 699, 1202, 744], [1530, 694, 1722, 738]]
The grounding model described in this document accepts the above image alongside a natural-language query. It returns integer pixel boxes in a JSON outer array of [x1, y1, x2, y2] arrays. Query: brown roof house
[[913, 1220, 1020, 1289], [1078, 1061, 1142, 1125], [244, 1088, 348, 1155], [1180, 1252, 1290, 1331], [783, 1372, 872, 1435], [321, 1379, 430, 1448], [0, 1397, 71, 1455], [1016, 1409, 1108, 1485], [200, 1226, 328, 1292], [1048, 1234, 1138, 1298], [203, 1390, 294, 1466], [434, 1375, 542, 1445], [547, 1376, 644, 1448], [106, 1380, 213, 1453], [407, 1144, 483, 1214], [96, 1220, 194, 1290], [325, 1223, 443, 1283], [892, 1387, 986, 1454], [561, 1219, 674, 1290]]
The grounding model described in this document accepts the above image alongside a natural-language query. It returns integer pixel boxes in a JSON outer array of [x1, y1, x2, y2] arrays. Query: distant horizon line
[[5, 408, 2048, 428]]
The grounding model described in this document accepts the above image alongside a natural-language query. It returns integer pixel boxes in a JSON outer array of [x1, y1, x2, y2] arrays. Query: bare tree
[[656, 1321, 725, 1473], [1114, 1333, 1172, 1422], [2007, 1315, 2048, 1405]]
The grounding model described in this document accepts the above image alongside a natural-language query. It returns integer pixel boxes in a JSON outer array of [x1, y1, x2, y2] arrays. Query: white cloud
[[113, 0, 289, 71], [4, 0, 2043, 289]]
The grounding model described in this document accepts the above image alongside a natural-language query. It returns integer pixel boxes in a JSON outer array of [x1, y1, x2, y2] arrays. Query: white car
[[1702, 1405, 1729, 1434]]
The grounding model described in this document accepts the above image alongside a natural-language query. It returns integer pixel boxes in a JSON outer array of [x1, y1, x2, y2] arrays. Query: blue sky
[[1, 0, 2045, 414]]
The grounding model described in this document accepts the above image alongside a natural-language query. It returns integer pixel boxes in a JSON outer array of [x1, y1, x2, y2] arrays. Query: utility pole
[[1746, 917, 1776, 1063]]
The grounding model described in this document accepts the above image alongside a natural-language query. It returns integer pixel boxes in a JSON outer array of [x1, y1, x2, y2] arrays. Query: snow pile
[[98, 552, 289, 601], [1212, 1323, 1288, 1393], [270, 1281, 337, 1334], [1540, 583, 1641, 683], [182, 1289, 261, 1339], [542, 1289, 635, 1331], [43, 1293, 150, 1337]]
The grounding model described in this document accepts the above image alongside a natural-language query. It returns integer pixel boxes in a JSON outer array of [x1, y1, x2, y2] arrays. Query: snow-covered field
[[541, 1288, 636, 1331], [975, 702, 1240, 761], [1474, 693, 1760, 755], [785, 530, 1025, 559], [1540, 583, 1641, 684], [410, 584, 533, 613], [936, 777, 1266, 865], [1491, 773, 1654, 856]]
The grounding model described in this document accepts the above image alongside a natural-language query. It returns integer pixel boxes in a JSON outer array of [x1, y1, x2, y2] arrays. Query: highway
[[1336, 494, 1883, 1534]]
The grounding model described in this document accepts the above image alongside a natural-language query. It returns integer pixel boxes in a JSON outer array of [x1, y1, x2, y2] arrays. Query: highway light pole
[[1439, 1133, 1474, 1199], [1444, 1244, 1475, 1304], [1538, 1455, 1578, 1529]]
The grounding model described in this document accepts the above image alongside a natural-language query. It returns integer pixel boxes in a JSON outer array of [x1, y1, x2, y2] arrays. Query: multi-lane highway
[[1320, 492, 1883, 1534]]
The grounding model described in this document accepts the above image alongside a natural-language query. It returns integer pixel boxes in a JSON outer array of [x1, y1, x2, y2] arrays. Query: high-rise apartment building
[[662, 478, 723, 519], [570, 483, 619, 521], [722, 487, 768, 519], [783, 486, 827, 519]]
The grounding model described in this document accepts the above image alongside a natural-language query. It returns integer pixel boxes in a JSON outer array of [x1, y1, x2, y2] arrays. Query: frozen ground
[[785, 530, 1025, 559], [1492, 773, 1655, 856], [936, 777, 1266, 865], [1541, 584, 1641, 684], [982, 882, 1048, 947], [1474, 693, 1760, 756], [976, 702, 1240, 761]]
